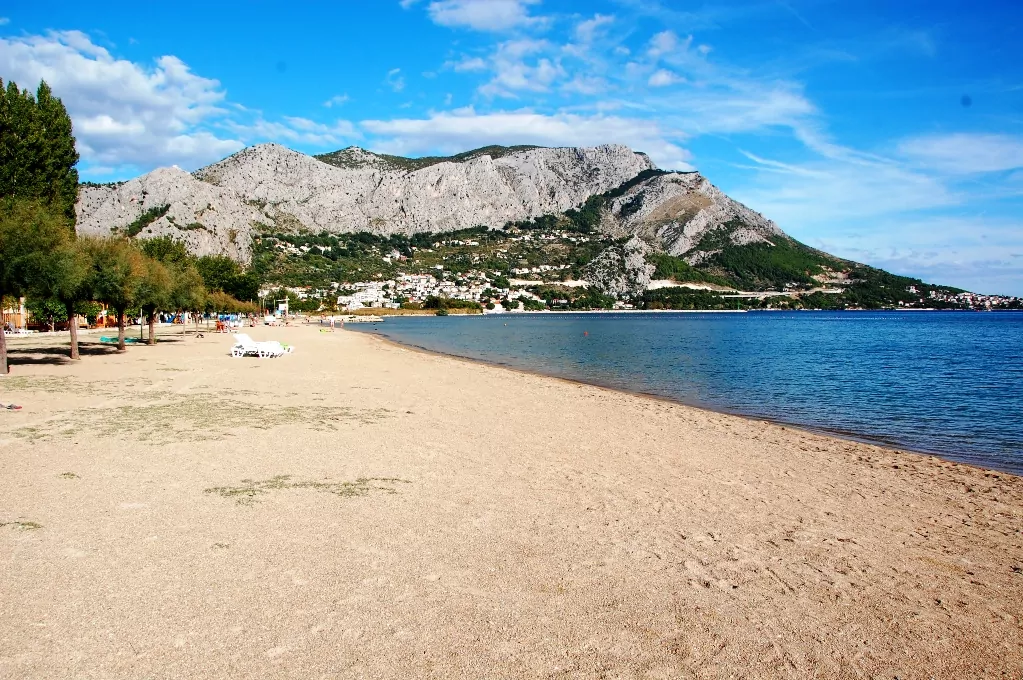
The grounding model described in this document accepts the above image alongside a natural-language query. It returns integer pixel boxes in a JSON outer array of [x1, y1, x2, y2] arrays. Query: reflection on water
[[351, 311, 1023, 474]]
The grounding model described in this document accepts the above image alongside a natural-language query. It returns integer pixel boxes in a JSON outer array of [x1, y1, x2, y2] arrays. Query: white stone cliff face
[[601, 172, 783, 264], [76, 143, 654, 259]]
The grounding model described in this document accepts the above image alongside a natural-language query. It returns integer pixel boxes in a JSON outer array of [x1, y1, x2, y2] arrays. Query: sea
[[349, 311, 1023, 474]]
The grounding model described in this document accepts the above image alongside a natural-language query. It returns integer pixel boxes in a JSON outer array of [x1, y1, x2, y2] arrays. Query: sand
[[0, 325, 1021, 679]]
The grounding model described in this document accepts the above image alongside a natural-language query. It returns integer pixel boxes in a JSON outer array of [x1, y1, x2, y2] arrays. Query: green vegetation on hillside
[[647, 252, 734, 287], [120, 204, 170, 238], [697, 231, 834, 290]]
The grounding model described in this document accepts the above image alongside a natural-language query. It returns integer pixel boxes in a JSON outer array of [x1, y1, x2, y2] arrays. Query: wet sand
[[1, 326, 1021, 678]]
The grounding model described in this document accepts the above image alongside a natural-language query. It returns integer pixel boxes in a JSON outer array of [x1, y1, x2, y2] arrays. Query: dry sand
[[0, 326, 1021, 679]]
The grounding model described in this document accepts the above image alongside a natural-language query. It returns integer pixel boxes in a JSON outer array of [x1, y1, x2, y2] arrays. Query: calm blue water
[[350, 311, 1023, 474]]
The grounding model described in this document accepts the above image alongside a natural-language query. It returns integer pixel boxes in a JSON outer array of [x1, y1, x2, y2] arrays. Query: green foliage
[[206, 290, 258, 314], [839, 267, 962, 309], [423, 296, 482, 311], [647, 252, 734, 287], [701, 232, 833, 290], [25, 297, 68, 330], [30, 239, 94, 314], [0, 199, 70, 301], [140, 236, 190, 266], [639, 287, 736, 310], [434, 308, 449, 316], [0, 79, 80, 222], [122, 204, 170, 238], [87, 236, 146, 316], [195, 255, 258, 301]]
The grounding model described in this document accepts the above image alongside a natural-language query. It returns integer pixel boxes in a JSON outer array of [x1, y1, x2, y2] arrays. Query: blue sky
[[2, 0, 1022, 294]]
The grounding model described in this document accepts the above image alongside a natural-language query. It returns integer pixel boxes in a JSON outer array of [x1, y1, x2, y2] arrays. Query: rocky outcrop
[[584, 236, 656, 298], [75, 143, 654, 259], [76, 167, 264, 261], [598, 172, 783, 264]]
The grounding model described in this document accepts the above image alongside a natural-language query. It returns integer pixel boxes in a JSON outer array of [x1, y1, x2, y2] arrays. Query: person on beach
[[329, 317, 335, 332]]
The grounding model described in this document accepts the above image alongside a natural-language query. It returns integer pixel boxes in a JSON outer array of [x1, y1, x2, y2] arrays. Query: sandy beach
[[1, 325, 1021, 679]]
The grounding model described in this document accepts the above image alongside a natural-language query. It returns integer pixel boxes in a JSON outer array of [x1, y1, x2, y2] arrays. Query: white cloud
[[0, 17, 9, 26], [449, 56, 488, 72], [427, 0, 543, 32], [386, 67, 405, 92], [898, 133, 1023, 174], [561, 75, 608, 95], [361, 107, 693, 170], [323, 94, 349, 107], [661, 82, 817, 135], [399, 0, 421, 8], [0, 30, 242, 171], [224, 116, 356, 147], [648, 30, 690, 58], [478, 39, 564, 97], [575, 14, 614, 42], [648, 69, 682, 87]]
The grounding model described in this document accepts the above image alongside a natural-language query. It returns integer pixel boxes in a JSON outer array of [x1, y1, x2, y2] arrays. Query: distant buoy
[[584, 331, 589, 336]]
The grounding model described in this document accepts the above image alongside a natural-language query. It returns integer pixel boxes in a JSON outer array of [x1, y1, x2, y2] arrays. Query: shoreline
[[351, 326, 1019, 477]]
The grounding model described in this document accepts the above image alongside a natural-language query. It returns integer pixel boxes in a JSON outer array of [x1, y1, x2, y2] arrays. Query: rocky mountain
[[77, 141, 996, 308], [77, 143, 655, 260]]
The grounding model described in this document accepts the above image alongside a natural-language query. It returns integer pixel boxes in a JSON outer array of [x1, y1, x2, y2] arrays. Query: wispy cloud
[[426, 0, 544, 32], [323, 93, 349, 108], [898, 133, 1023, 174], [385, 68, 405, 92], [0, 17, 10, 26], [574, 14, 614, 42], [648, 69, 682, 87]]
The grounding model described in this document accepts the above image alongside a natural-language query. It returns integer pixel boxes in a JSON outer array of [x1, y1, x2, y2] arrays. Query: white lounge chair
[[231, 333, 293, 358]]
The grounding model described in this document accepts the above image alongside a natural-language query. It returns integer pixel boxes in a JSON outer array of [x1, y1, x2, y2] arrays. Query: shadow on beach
[[5, 337, 185, 366]]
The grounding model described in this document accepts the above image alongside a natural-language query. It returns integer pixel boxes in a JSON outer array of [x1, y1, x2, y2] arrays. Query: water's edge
[[351, 326, 1019, 477]]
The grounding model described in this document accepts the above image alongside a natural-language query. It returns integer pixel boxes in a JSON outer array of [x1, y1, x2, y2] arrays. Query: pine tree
[[0, 79, 79, 224], [34, 81, 79, 222]]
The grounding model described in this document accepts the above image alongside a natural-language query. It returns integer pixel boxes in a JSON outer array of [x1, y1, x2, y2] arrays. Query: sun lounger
[[231, 333, 294, 358]]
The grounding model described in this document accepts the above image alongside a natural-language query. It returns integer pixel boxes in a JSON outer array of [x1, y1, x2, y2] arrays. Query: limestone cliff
[[76, 143, 654, 259]]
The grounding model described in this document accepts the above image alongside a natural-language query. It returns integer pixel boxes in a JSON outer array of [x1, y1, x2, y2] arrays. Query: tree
[[135, 258, 173, 345], [32, 82, 79, 222], [170, 264, 206, 335], [89, 238, 145, 351], [0, 199, 70, 373], [206, 291, 259, 315], [140, 236, 190, 268], [195, 255, 259, 301], [30, 239, 93, 359], [24, 297, 66, 332], [0, 79, 79, 222]]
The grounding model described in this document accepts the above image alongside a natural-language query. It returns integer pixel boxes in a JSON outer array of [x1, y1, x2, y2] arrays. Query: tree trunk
[[0, 321, 8, 375], [66, 301, 80, 360], [117, 310, 126, 351], [147, 312, 156, 345]]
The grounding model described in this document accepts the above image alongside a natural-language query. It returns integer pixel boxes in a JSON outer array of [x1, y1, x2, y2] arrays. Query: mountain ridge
[[74, 142, 1016, 305]]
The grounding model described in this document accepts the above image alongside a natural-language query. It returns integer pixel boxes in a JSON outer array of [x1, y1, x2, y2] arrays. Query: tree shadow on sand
[[7, 343, 124, 366]]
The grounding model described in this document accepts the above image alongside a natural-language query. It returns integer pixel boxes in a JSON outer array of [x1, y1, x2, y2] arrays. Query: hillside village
[[254, 224, 1022, 313]]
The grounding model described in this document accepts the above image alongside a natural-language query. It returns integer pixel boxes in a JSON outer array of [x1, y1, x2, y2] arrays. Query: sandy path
[[0, 326, 1021, 679]]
